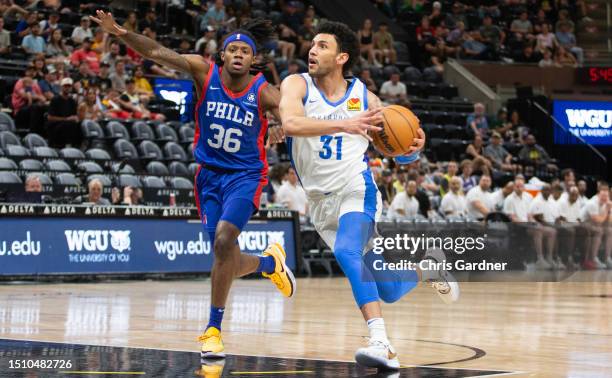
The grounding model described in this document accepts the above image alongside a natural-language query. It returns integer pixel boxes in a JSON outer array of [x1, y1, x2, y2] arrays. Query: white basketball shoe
[[355, 338, 400, 370], [423, 249, 460, 304]]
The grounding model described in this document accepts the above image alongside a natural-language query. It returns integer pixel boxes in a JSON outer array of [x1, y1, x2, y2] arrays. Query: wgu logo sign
[[65, 230, 131, 252], [565, 109, 612, 128]]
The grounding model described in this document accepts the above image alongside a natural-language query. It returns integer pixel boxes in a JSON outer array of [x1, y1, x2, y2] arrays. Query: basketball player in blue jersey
[[92, 12, 295, 358], [279, 21, 460, 370]]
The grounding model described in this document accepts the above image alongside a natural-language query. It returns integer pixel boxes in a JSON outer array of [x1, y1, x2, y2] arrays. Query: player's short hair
[[314, 21, 360, 75]]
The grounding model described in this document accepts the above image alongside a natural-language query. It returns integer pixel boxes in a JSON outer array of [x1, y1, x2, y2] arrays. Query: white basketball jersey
[[287, 74, 370, 195]]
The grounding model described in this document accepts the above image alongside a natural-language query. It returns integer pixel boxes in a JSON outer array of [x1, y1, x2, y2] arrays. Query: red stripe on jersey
[[219, 68, 263, 99], [252, 80, 270, 207], [193, 61, 215, 151]]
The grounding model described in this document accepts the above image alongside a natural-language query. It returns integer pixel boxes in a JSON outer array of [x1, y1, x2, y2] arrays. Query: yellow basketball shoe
[[197, 359, 225, 378], [261, 243, 296, 297], [198, 327, 225, 358]]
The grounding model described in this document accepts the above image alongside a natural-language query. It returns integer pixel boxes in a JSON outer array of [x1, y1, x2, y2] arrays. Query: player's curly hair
[[314, 21, 360, 75], [215, 18, 275, 71]]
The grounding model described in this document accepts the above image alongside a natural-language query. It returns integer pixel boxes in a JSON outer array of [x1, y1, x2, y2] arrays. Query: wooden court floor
[[0, 272, 610, 377]]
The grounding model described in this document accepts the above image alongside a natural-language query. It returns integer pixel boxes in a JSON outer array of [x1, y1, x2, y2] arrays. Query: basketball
[[371, 105, 421, 157]]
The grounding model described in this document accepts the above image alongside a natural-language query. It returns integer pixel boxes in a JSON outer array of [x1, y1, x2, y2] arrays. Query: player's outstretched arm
[[90, 10, 208, 77], [280, 75, 383, 140], [260, 84, 285, 145]]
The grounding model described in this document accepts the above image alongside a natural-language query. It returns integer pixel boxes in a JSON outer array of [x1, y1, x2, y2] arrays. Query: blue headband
[[223, 32, 257, 55]]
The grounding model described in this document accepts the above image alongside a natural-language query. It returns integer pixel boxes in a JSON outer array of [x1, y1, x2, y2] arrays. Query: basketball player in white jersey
[[279, 21, 460, 370]]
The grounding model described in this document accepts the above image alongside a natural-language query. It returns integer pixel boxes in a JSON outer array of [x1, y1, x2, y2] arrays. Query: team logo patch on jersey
[[247, 93, 256, 102], [347, 98, 361, 111]]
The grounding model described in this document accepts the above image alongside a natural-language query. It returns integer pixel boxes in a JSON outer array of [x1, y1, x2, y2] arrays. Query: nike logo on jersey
[[210, 86, 220, 90], [308, 99, 317, 103], [206, 101, 255, 127]]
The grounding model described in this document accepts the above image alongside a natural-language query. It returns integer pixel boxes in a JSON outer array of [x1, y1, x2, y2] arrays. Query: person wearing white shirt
[[466, 174, 493, 220], [440, 177, 467, 217], [379, 72, 407, 105], [72, 16, 94, 44], [576, 180, 588, 208], [491, 180, 514, 212], [528, 184, 561, 269], [504, 177, 555, 270], [276, 166, 308, 216], [557, 186, 589, 269], [388, 180, 420, 219], [580, 183, 612, 269]]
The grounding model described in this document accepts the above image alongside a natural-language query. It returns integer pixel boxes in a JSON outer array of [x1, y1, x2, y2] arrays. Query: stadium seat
[[163, 142, 188, 162], [0, 112, 15, 132], [0, 131, 21, 148], [32, 146, 58, 158], [142, 176, 167, 189], [117, 174, 142, 188], [0, 157, 17, 169], [188, 162, 199, 176], [179, 125, 195, 144], [168, 161, 189, 176], [403, 66, 422, 82], [425, 124, 445, 138], [430, 138, 453, 161], [87, 174, 112, 187], [46, 160, 71, 172], [155, 123, 179, 142], [139, 140, 164, 160], [0, 171, 21, 183], [85, 148, 112, 160], [23, 133, 48, 149], [18, 159, 44, 171], [444, 124, 468, 140], [30, 172, 52, 185], [146, 161, 169, 176], [111, 162, 136, 174], [105, 121, 130, 140], [59, 147, 85, 159], [5, 145, 30, 157], [114, 139, 139, 159], [77, 161, 104, 174], [170, 176, 193, 189], [131, 121, 155, 141], [81, 120, 104, 139], [165, 120, 182, 131], [55, 173, 80, 186], [449, 139, 469, 160]]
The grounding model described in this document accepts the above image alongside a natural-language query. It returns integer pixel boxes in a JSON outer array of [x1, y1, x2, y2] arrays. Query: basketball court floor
[[0, 273, 610, 377]]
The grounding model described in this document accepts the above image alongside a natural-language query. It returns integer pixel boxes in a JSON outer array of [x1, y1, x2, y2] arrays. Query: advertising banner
[[553, 100, 612, 145]]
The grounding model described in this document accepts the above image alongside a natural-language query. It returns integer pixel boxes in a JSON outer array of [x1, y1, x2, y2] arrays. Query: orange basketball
[[371, 105, 421, 157]]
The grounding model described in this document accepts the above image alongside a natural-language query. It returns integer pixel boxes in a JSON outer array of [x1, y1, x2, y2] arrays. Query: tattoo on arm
[[119, 31, 190, 73]]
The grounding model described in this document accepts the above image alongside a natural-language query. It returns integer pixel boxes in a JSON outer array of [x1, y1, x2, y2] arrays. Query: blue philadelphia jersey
[[193, 63, 269, 173]]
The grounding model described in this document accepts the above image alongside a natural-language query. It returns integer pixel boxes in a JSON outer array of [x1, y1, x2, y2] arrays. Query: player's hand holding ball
[[340, 108, 384, 142], [370, 105, 425, 157]]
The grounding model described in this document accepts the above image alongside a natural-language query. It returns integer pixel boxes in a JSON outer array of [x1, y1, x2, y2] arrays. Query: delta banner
[[553, 100, 612, 145], [0, 217, 296, 275]]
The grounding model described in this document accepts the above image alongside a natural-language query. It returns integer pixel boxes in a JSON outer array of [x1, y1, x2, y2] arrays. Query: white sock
[[366, 318, 388, 342]]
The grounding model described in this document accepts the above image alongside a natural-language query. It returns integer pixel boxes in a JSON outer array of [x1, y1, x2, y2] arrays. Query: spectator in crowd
[[71, 16, 93, 44], [510, 11, 534, 43], [102, 41, 122, 71], [388, 180, 420, 219], [39, 11, 59, 38], [276, 166, 307, 216], [428, 1, 444, 27], [440, 176, 467, 217], [195, 25, 217, 58], [359, 68, 377, 93], [298, 16, 316, 59], [466, 102, 488, 136], [84, 178, 111, 205], [577, 180, 588, 207], [518, 134, 557, 171], [535, 24, 557, 54], [528, 184, 561, 269], [508, 110, 529, 143], [466, 174, 493, 220], [491, 179, 514, 211], [459, 159, 477, 193], [446, 20, 465, 47], [140, 8, 158, 33], [120, 79, 165, 121], [466, 134, 487, 161], [133, 66, 153, 101], [0, 18, 11, 55], [538, 48, 556, 67], [72, 61, 96, 94], [462, 31, 490, 60], [515, 44, 541, 64], [479, 15, 504, 58], [12, 67, 47, 134], [554, 46, 578, 67], [484, 132, 517, 173], [16, 11, 38, 38], [101, 88, 131, 119], [580, 183, 612, 269], [22, 22, 45, 54], [406, 169, 432, 217], [90, 27, 106, 56], [556, 9, 575, 32], [122, 186, 143, 206], [532, 9, 550, 34], [556, 186, 588, 269], [78, 87, 103, 121], [31, 54, 47, 80], [25, 175, 42, 193], [38, 66, 58, 100], [280, 60, 300, 81], [46, 77, 80, 147], [358, 19, 377, 65], [556, 22, 583, 65], [91, 62, 112, 92], [416, 16, 435, 46], [46, 28, 70, 63], [490, 107, 513, 137], [377, 169, 395, 208], [199, 0, 226, 33], [379, 71, 407, 105], [373, 22, 396, 65], [440, 160, 458, 196], [110, 59, 128, 92], [560, 169, 576, 191], [122, 11, 138, 33], [70, 38, 100, 74]]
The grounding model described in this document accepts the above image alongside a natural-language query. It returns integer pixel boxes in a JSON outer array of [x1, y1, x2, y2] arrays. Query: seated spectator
[[462, 32, 489, 60], [71, 16, 93, 44], [101, 88, 132, 119], [358, 19, 377, 65], [133, 66, 154, 101], [538, 48, 556, 67], [298, 16, 316, 59], [72, 61, 96, 92], [484, 132, 517, 173], [39, 11, 60, 39], [84, 179, 111, 205], [276, 166, 307, 215], [416, 16, 435, 46], [388, 180, 420, 219], [38, 66, 59, 100], [91, 62, 112, 92], [406, 169, 432, 217], [91, 27, 106, 57], [466, 174, 494, 220], [440, 176, 467, 217], [510, 11, 534, 43], [120, 79, 165, 121], [359, 68, 377, 93], [514, 44, 541, 64], [491, 179, 514, 211], [440, 161, 458, 197], [528, 184, 561, 268], [102, 41, 122, 72], [280, 60, 300, 81], [46, 77, 81, 147], [554, 46, 578, 68], [490, 107, 513, 137], [31, 54, 47, 80], [46, 29, 70, 64], [535, 24, 557, 54], [377, 169, 395, 208], [478, 15, 504, 58], [12, 67, 48, 134], [459, 159, 478, 193], [446, 20, 465, 47], [70, 38, 100, 75], [532, 8, 550, 34], [466, 102, 488, 136], [110, 59, 129, 92], [177, 39, 192, 54], [557, 186, 589, 268], [379, 72, 407, 105], [25, 175, 42, 193], [428, 1, 445, 27], [580, 183, 612, 270], [199, 0, 226, 34], [0, 18, 11, 55], [121, 186, 143, 206], [122, 11, 138, 33], [16, 11, 38, 38], [373, 22, 396, 64], [22, 23, 45, 54], [195, 25, 218, 58], [555, 23, 583, 65], [140, 9, 158, 33], [555, 9, 575, 33], [518, 134, 557, 171], [78, 87, 104, 121]]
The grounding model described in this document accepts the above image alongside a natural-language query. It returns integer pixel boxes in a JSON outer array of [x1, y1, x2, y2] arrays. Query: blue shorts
[[194, 166, 268, 236]]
